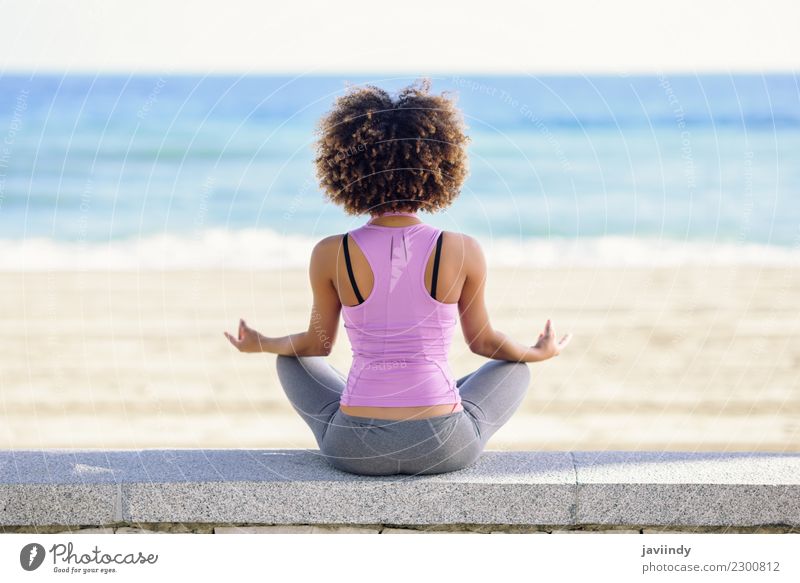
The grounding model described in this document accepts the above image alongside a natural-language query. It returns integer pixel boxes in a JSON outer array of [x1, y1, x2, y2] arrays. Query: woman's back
[[337, 213, 463, 408]]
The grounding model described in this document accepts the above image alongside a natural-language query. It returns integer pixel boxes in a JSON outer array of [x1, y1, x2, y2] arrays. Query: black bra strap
[[431, 231, 443, 300], [342, 234, 364, 304]]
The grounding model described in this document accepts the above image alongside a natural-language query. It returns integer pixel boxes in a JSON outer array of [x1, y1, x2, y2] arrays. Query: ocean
[[1, 72, 798, 269]]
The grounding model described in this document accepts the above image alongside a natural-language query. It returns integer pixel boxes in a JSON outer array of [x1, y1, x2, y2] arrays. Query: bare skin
[[224, 213, 572, 420]]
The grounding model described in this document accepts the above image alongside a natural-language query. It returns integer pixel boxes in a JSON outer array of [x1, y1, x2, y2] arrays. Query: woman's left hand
[[530, 318, 572, 361], [223, 318, 264, 353]]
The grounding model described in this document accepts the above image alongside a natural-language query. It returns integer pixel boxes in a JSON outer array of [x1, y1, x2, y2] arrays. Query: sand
[[1, 265, 798, 451]]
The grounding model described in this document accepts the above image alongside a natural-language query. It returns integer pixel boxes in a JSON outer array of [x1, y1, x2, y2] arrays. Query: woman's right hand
[[529, 319, 572, 361], [223, 318, 265, 353]]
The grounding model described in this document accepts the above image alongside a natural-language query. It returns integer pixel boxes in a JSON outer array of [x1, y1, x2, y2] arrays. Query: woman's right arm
[[457, 234, 572, 363]]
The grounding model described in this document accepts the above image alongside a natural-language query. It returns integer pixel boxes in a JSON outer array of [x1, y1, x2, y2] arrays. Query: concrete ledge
[[1, 449, 798, 528]]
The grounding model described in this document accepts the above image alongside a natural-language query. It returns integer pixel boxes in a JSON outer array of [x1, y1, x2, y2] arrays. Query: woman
[[224, 78, 571, 476]]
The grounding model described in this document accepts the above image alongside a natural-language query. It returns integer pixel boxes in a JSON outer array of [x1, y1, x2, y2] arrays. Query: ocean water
[[0, 73, 798, 269]]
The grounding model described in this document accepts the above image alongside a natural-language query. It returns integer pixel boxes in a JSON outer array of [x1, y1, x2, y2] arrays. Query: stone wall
[[2, 449, 798, 531], [3, 524, 797, 534]]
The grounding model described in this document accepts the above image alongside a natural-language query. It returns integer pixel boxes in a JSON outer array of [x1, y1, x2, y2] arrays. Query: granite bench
[[1, 450, 798, 532]]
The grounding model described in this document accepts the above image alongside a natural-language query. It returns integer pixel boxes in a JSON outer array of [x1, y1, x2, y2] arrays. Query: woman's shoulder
[[307, 234, 350, 282], [311, 233, 347, 256], [435, 231, 484, 276], [439, 230, 482, 253], [310, 231, 371, 260], [439, 231, 485, 278]]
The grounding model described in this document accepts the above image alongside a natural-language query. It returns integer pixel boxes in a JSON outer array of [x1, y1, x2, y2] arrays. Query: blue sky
[[1, 0, 798, 74]]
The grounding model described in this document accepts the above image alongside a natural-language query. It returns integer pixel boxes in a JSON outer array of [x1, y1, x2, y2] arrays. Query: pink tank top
[[339, 212, 461, 408]]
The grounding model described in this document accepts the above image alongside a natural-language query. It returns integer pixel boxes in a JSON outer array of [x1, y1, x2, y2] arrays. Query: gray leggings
[[275, 355, 531, 476]]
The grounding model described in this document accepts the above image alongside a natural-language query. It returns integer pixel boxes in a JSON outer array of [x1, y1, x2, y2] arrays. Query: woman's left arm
[[224, 236, 342, 356]]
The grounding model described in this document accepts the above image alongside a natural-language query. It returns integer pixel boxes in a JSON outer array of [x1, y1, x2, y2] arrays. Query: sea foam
[[2, 229, 798, 270]]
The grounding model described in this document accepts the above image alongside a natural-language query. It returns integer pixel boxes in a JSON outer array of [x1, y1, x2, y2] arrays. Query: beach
[[2, 265, 797, 452]]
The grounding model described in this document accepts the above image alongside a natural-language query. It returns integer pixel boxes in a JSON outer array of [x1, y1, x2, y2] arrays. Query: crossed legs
[[276, 355, 531, 449], [275, 355, 347, 447]]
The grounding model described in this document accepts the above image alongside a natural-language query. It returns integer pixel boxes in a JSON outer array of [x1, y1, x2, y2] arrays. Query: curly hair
[[313, 78, 470, 216]]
